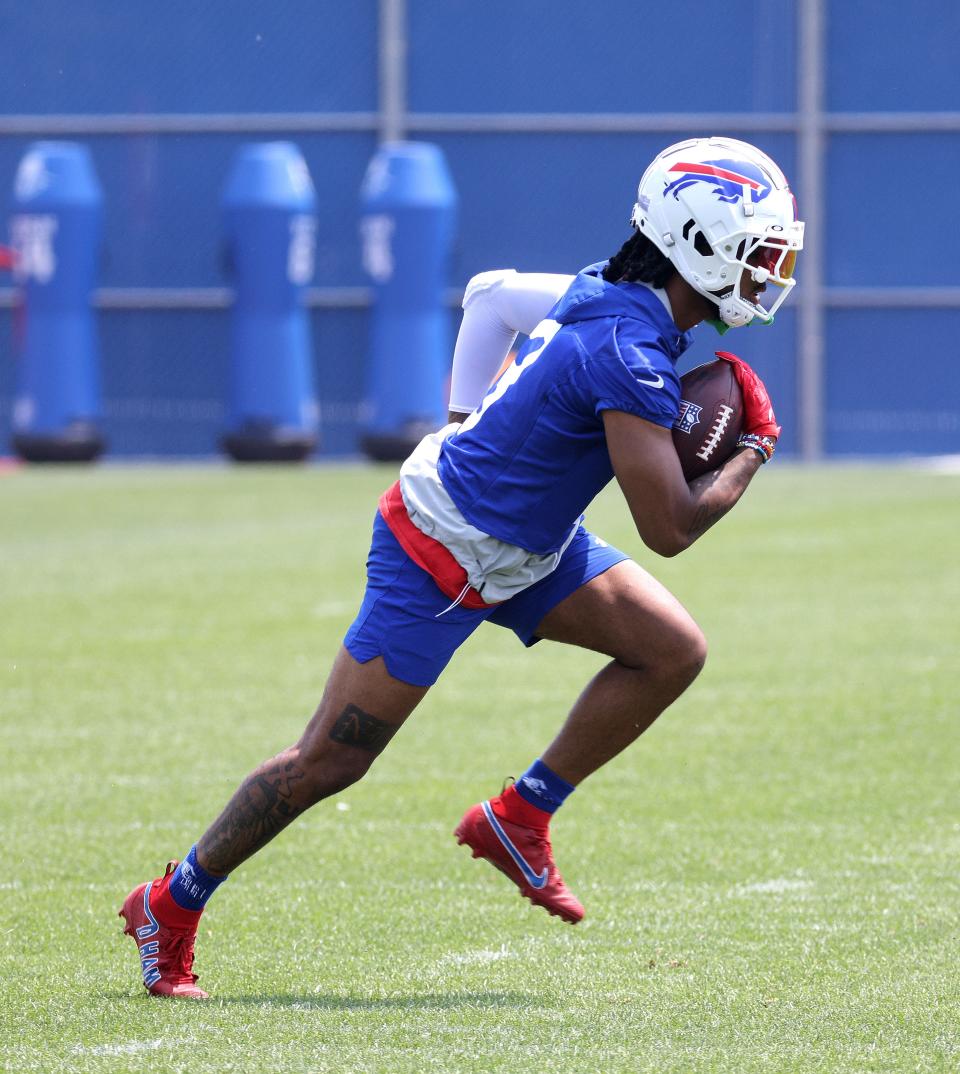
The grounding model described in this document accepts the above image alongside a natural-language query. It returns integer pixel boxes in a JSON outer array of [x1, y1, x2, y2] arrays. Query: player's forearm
[[624, 445, 761, 558], [681, 447, 763, 546], [608, 410, 765, 559]]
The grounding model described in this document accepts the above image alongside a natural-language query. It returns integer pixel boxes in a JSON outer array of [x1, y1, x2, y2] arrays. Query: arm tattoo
[[328, 703, 400, 754], [687, 501, 732, 541], [199, 759, 306, 874]]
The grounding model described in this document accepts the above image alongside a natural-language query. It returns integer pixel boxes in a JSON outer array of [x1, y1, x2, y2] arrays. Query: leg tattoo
[[199, 758, 306, 874], [197, 704, 401, 875], [328, 703, 400, 754]]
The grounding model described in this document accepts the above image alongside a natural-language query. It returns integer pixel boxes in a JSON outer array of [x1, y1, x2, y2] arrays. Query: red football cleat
[[454, 797, 584, 923], [119, 861, 209, 999]]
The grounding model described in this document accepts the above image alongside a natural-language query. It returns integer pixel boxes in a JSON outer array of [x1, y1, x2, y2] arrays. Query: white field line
[[731, 878, 813, 896], [72, 1040, 171, 1056], [436, 944, 515, 967]]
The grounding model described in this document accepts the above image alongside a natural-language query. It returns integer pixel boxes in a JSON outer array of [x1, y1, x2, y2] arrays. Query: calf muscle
[[196, 649, 429, 877], [198, 756, 309, 875], [533, 560, 706, 785]]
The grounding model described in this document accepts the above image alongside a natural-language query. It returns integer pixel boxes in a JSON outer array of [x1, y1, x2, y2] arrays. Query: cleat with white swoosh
[[454, 798, 584, 923]]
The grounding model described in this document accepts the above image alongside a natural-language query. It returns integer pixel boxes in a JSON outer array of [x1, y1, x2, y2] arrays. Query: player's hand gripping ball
[[672, 356, 745, 480], [672, 351, 781, 479]]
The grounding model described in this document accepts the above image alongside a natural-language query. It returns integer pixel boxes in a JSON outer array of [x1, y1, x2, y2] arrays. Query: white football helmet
[[630, 137, 804, 327]]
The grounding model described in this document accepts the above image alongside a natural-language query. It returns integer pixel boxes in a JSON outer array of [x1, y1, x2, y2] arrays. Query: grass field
[[2, 461, 958, 1073]]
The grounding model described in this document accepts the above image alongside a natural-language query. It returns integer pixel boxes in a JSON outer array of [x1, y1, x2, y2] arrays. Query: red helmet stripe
[[668, 161, 763, 190]]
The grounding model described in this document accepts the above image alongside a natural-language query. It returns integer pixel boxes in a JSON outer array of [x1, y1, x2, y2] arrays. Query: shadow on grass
[[216, 990, 538, 1011]]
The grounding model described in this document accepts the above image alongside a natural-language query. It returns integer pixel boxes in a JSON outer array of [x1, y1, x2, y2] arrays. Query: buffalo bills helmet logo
[[663, 159, 772, 205]]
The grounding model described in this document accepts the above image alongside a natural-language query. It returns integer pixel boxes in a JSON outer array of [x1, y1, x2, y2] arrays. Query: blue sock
[[514, 759, 575, 814], [168, 845, 227, 912]]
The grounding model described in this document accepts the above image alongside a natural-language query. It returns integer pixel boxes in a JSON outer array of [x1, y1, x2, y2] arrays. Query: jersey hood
[[550, 262, 693, 361]]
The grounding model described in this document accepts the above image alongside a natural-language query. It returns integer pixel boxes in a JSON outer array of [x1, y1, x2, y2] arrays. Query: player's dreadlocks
[[602, 230, 675, 288]]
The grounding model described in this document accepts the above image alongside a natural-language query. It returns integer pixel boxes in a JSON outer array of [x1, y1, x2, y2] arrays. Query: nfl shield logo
[[673, 400, 702, 435]]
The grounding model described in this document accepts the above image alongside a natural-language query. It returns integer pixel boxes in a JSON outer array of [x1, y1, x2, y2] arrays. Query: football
[[672, 358, 744, 480]]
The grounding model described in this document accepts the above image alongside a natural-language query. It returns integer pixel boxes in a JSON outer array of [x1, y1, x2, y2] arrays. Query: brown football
[[672, 359, 744, 480]]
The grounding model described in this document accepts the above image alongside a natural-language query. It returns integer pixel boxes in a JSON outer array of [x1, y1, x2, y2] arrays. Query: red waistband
[[378, 480, 497, 610]]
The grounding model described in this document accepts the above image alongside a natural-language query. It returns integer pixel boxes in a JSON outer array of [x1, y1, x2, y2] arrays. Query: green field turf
[[1, 461, 958, 1073]]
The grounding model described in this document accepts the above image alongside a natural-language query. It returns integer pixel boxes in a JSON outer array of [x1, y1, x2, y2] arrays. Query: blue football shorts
[[343, 512, 630, 687]]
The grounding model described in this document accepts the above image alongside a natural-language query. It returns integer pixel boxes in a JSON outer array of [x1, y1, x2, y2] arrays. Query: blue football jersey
[[437, 264, 694, 555]]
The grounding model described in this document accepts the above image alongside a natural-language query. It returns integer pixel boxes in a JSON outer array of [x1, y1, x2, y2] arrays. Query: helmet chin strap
[[715, 292, 756, 328], [708, 272, 768, 328]]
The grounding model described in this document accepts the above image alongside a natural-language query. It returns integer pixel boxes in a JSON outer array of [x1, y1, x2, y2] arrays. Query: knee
[[296, 742, 376, 804], [621, 617, 707, 692], [672, 624, 707, 688]]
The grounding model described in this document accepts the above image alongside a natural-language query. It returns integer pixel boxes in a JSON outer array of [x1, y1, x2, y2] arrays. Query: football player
[[120, 137, 802, 997]]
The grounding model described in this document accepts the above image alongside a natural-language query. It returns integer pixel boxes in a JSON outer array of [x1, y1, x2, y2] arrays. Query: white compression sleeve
[[447, 269, 575, 415]]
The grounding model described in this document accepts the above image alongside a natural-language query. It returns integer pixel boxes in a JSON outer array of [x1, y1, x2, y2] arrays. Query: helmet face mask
[[630, 137, 804, 327]]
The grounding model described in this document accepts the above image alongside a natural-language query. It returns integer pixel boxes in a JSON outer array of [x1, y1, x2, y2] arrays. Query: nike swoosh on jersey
[[635, 373, 664, 389], [481, 801, 549, 889]]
